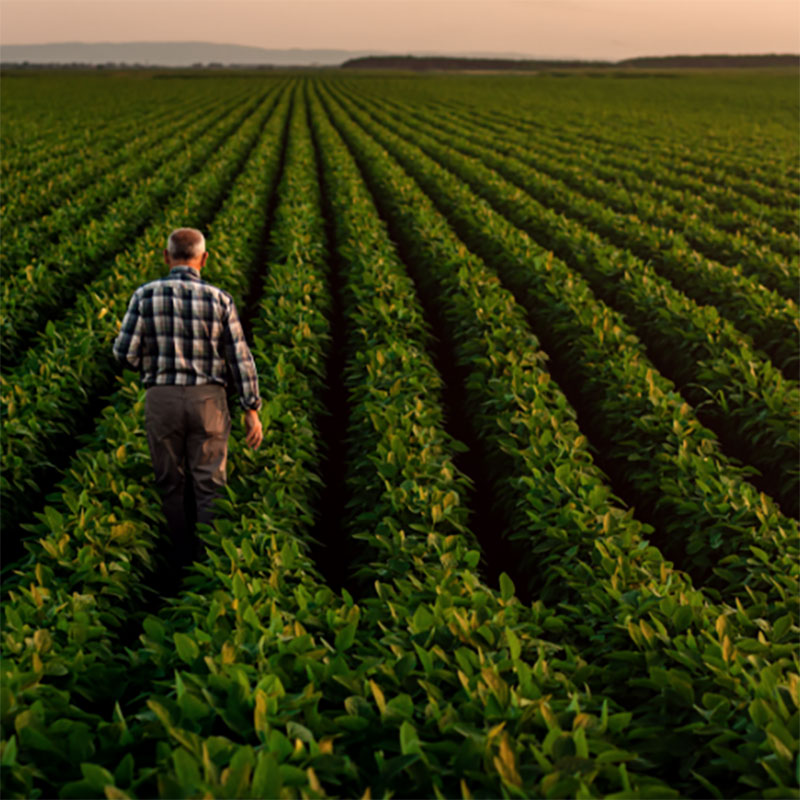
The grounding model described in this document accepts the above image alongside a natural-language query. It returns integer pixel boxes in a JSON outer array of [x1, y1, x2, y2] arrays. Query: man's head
[[164, 228, 208, 270]]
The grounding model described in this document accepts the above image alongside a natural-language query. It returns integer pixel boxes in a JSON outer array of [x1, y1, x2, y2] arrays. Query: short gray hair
[[167, 228, 206, 261]]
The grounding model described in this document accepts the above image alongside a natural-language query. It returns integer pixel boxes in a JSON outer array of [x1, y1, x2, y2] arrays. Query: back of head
[[167, 228, 206, 262]]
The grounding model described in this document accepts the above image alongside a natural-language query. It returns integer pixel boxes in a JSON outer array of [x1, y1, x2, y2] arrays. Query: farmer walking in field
[[113, 228, 263, 573]]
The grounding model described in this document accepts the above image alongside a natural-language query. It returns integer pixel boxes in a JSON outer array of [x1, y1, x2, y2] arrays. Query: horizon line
[[3, 42, 798, 61]]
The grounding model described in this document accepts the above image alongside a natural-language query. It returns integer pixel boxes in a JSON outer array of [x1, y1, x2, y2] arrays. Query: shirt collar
[[168, 265, 202, 280]]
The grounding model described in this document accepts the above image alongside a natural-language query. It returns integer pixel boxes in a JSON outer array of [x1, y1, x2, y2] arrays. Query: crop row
[[0, 83, 296, 799], [2, 87, 243, 279], [343, 88, 799, 519], [2, 118, 182, 226], [1, 87, 275, 368], [425, 93, 799, 236], [451, 100, 800, 212], [316, 84, 681, 796], [327, 83, 800, 599], [0, 77, 237, 179], [374, 94, 800, 377], [1, 98, 160, 173], [0, 83, 289, 539], [399, 95, 799, 269], [315, 83, 799, 797], [1, 88, 229, 230], [427, 101, 800, 338], [0, 86, 250, 238]]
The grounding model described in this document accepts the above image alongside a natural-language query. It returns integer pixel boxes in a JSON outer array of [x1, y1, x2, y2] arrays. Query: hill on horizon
[[0, 42, 563, 67], [342, 53, 800, 71], [0, 42, 378, 66]]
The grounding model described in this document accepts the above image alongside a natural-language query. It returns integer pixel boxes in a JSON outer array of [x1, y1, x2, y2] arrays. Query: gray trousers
[[145, 384, 231, 569]]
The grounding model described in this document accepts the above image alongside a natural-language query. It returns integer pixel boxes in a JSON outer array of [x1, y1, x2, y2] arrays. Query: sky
[[1, 0, 798, 60]]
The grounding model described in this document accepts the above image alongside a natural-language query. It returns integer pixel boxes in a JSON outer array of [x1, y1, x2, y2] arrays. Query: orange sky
[[1, 0, 797, 59]]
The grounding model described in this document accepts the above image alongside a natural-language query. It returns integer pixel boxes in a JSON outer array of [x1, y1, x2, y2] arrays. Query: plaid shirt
[[113, 265, 261, 410]]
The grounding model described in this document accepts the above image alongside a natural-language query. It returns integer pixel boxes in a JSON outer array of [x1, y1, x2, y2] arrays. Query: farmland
[[1, 69, 798, 798]]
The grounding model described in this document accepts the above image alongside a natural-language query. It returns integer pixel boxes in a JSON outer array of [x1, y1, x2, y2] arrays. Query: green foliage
[[2, 72, 797, 800]]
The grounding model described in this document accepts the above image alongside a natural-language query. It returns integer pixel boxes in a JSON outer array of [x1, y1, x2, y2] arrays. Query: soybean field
[[1, 70, 798, 799]]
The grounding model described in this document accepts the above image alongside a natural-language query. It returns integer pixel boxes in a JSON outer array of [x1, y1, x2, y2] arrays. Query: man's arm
[[113, 292, 144, 370], [221, 300, 263, 449], [221, 300, 261, 411]]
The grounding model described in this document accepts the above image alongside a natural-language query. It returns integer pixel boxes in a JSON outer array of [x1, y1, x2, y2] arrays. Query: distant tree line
[[341, 54, 800, 70]]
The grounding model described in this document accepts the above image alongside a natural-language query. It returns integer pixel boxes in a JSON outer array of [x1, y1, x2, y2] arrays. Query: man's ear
[[164, 249, 171, 265], [200, 252, 209, 268]]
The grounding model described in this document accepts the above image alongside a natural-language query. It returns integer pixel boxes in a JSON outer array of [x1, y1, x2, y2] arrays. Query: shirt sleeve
[[113, 291, 144, 370], [221, 299, 262, 411]]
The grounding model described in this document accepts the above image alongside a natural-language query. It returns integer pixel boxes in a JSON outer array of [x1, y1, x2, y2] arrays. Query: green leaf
[[280, 540, 295, 569], [400, 721, 422, 755], [335, 622, 357, 652], [672, 606, 694, 633], [454, 648, 474, 676], [225, 746, 255, 796], [554, 462, 571, 488], [114, 753, 134, 788], [173, 632, 199, 664], [44, 506, 64, 532], [573, 727, 588, 759], [222, 537, 238, 564], [278, 764, 308, 787], [413, 643, 434, 675], [412, 604, 434, 632], [232, 574, 248, 599], [588, 483, 607, 509], [267, 729, 293, 761], [251, 753, 281, 799], [385, 694, 414, 722], [243, 605, 261, 630], [1, 736, 18, 766], [772, 614, 792, 641], [499, 573, 515, 602], [506, 627, 521, 660], [118, 492, 135, 509], [286, 721, 314, 743], [143, 617, 165, 644], [596, 749, 636, 764], [80, 763, 115, 790], [464, 550, 480, 569], [749, 698, 771, 728], [172, 748, 201, 790]]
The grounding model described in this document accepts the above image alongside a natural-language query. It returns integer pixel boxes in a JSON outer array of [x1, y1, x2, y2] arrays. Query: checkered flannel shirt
[[112, 265, 261, 410]]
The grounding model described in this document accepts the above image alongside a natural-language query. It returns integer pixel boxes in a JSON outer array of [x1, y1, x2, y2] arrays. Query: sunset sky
[[1, 0, 797, 60]]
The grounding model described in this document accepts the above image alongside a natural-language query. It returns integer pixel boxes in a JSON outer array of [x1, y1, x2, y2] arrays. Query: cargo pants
[[144, 384, 231, 571]]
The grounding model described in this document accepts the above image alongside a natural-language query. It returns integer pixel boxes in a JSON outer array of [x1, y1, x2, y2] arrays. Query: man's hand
[[244, 409, 263, 450]]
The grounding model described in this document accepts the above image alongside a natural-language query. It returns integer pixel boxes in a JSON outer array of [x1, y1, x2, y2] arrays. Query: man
[[113, 227, 263, 572]]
